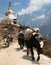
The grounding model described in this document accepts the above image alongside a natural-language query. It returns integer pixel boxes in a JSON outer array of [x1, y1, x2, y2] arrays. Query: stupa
[[5, 2, 17, 20]]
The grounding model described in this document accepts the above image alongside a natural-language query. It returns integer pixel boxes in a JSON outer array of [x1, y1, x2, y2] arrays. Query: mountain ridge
[[18, 3, 51, 40]]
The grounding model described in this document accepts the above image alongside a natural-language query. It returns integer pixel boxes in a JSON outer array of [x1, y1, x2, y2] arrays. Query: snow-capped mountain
[[18, 3, 51, 40]]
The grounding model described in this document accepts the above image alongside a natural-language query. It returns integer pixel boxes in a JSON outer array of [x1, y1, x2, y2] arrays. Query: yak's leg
[[20, 44, 23, 49], [4, 38, 7, 45], [18, 41, 23, 49], [27, 47, 29, 55], [30, 48, 35, 61], [7, 42, 10, 47], [20, 40, 24, 49], [37, 49, 40, 62]]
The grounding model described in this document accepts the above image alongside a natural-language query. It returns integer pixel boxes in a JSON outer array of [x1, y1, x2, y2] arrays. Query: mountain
[[18, 3, 51, 40], [40, 3, 51, 40]]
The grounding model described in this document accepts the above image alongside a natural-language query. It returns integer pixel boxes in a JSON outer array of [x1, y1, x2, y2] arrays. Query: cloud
[[32, 14, 45, 21], [37, 15, 45, 19], [18, 0, 51, 16], [14, 2, 21, 6], [32, 18, 35, 21]]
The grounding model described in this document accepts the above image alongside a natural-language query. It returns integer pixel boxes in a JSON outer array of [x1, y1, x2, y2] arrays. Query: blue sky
[[0, 0, 29, 19], [0, 0, 29, 11], [0, 0, 51, 20]]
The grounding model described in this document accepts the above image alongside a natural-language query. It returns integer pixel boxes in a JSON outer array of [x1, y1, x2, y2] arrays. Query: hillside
[[43, 40, 51, 57]]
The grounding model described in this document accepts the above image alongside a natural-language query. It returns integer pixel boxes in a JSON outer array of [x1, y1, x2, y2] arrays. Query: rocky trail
[[0, 41, 51, 65]]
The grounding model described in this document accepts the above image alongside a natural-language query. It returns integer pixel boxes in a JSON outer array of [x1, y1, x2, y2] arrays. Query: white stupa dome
[[5, 2, 17, 20], [6, 9, 14, 14], [7, 14, 17, 19]]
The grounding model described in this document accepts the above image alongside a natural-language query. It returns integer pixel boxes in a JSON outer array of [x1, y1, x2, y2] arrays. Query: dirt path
[[0, 42, 51, 65]]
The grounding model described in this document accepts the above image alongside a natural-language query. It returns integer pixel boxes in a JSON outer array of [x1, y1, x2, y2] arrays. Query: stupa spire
[[5, 2, 14, 16], [8, 2, 12, 10]]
